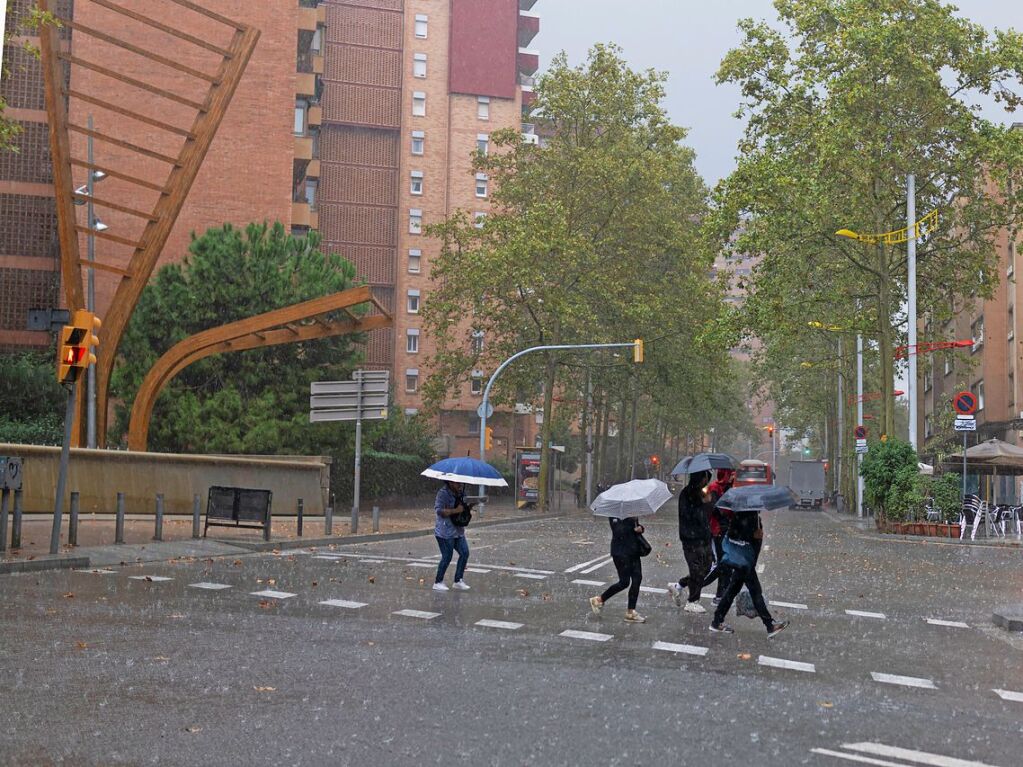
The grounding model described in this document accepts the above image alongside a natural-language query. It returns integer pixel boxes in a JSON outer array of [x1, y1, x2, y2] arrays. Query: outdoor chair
[[969, 499, 1004, 540], [959, 495, 981, 540], [924, 498, 940, 522]]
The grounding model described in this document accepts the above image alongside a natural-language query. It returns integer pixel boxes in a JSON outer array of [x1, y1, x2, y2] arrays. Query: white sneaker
[[683, 601, 706, 614], [452, 581, 470, 591], [667, 582, 684, 607], [432, 582, 449, 592]]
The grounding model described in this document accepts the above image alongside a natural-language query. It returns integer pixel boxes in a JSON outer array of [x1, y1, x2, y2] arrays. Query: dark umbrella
[[670, 452, 737, 477], [716, 484, 796, 513]]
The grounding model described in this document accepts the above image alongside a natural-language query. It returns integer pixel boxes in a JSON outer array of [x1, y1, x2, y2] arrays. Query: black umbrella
[[670, 452, 737, 477], [716, 484, 796, 513]]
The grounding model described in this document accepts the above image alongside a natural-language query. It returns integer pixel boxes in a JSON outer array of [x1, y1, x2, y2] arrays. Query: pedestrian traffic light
[[485, 426, 494, 451], [633, 339, 644, 363], [56, 310, 101, 385], [650, 455, 659, 467]]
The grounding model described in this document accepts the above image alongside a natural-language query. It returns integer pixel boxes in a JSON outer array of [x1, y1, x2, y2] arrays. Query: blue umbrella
[[421, 457, 508, 487], [670, 452, 737, 477], [716, 484, 796, 513]]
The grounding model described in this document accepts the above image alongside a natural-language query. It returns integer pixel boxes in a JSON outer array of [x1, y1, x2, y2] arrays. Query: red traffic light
[[650, 455, 660, 465]]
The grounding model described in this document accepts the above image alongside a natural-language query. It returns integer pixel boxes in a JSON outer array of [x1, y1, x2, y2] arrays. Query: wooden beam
[[71, 158, 167, 193], [75, 225, 143, 249], [87, 0, 233, 57], [68, 123, 181, 165], [72, 193, 159, 221], [59, 53, 206, 111], [66, 89, 195, 137], [165, 0, 247, 30], [78, 258, 131, 277]]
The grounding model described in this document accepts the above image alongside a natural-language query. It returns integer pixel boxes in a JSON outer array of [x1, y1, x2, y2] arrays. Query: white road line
[[339, 552, 555, 575], [572, 579, 606, 586], [652, 640, 708, 657], [74, 568, 117, 575], [810, 747, 910, 766], [312, 555, 344, 560], [639, 586, 668, 594], [580, 558, 614, 575], [406, 562, 435, 569], [993, 688, 1023, 702], [319, 599, 367, 609], [515, 573, 547, 580], [393, 609, 440, 620], [870, 672, 937, 690], [360, 559, 385, 564], [128, 575, 173, 582], [188, 582, 232, 590], [845, 609, 886, 620], [560, 629, 613, 642], [475, 619, 523, 630], [251, 590, 296, 600], [565, 554, 613, 574], [769, 600, 808, 610], [843, 741, 1000, 767], [570, 540, 595, 545], [465, 567, 491, 574], [758, 655, 816, 673], [926, 618, 970, 629]]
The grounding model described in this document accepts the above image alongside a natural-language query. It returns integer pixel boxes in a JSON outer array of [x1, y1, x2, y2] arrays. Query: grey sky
[[536, 1, 1023, 184]]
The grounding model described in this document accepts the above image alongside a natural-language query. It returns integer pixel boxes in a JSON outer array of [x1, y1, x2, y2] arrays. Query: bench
[[204, 486, 273, 541]]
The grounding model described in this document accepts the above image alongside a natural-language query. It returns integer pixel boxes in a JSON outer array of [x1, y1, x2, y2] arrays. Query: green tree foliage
[[423, 45, 732, 507], [860, 436, 918, 519], [0, 352, 66, 444]]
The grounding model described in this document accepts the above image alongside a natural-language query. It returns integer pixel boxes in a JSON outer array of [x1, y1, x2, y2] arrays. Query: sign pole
[[353, 371, 363, 522], [50, 382, 78, 554], [856, 334, 864, 518], [585, 368, 594, 508], [907, 173, 918, 451]]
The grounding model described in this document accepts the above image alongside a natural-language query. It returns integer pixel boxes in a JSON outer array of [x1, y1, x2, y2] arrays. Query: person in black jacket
[[589, 516, 647, 623], [668, 470, 713, 614]]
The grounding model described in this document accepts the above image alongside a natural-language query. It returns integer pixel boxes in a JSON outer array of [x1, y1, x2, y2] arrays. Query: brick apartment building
[[1, 0, 542, 461]]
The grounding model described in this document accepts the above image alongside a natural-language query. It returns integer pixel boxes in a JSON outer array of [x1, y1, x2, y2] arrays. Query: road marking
[[560, 629, 613, 642], [565, 554, 613, 573], [515, 573, 547, 580], [652, 640, 708, 657], [128, 575, 173, 582], [845, 609, 886, 620], [572, 579, 606, 586], [393, 609, 440, 620], [843, 741, 1000, 766], [465, 567, 491, 574], [993, 688, 1023, 702], [769, 600, 808, 610], [338, 552, 554, 575], [758, 655, 816, 673], [639, 586, 668, 594], [188, 582, 232, 590], [475, 619, 523, 630], [251, 589, 296, 600], [570, 540, 595, 545], [360, 558, 385, 564], [406, 562, 435, 569], [312, 555, 345, 561], [319, 599, 367, 609], [870, 672, 937, 690], [74, 568, 117, 575], [926, 618, 970, 629], [580, 558, 614, 575], [810, 747, 914, 766]]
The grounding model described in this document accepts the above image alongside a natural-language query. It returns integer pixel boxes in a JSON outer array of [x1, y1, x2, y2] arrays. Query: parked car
[[734, 459, 772, 487]]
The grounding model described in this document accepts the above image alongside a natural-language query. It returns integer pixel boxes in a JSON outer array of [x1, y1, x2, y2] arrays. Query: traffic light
[[766, 424, 774, 438], [485, 426, 494, 451], [650, 455, 660, 467], [633, 339, 644, 363], [803, 446, 811, 456], [823, 460, 830, 472], [57, 309, 101, 385]]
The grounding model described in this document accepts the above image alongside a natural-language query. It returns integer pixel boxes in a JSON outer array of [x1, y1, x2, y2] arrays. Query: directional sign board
[[310, 370, 390, 424], [953, 391, 977, 416], [954, 416, 977, 432]]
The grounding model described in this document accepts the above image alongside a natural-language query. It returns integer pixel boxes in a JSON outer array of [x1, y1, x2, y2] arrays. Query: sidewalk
[[824, 509, 1023, 548]]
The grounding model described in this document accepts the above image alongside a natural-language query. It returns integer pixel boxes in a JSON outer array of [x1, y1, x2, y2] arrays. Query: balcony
[[518, 10, 539, 48], [296, 72, 317, 97], [520, 0, 538, 9], [298, 6, 317, 31], [308, 104, 322, 127], [292, 202, 318, 229], [517, 47, 539, 76], [520, 73, 536, 108], [294, 135, 314, 160], [306, 159, 320, 178], [522, 122, 539, 145]]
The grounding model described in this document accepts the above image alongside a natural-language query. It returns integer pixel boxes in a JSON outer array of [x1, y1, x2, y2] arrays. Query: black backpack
[[450, 496, 474, 527]]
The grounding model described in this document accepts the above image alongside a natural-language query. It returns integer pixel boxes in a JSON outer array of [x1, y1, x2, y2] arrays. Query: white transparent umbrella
[[590, 479, 673, 518]]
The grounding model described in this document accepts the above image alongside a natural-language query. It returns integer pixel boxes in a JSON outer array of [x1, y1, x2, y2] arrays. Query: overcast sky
[[536, 0, 1023, 185]]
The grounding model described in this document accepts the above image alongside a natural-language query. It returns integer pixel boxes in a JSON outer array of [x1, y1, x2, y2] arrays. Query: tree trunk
[[876, 254, 896, 437], [628, 385, 639, 479], [616, 396, 628, 483], [537, 352, 558, 511], [579, 369, 591, 507], [597, 392, 610, 486]]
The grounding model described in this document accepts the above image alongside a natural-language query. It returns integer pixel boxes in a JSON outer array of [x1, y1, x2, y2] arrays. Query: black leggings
[[713, 564, 774, 629], [600, 555, 642, 610]]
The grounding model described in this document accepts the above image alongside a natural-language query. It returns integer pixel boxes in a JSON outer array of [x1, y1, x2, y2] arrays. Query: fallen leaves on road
[[75, 642, 88, 650], [63, 592, 74, 599], [541, 593, 553, 602], [253, 686, 276, 692], [819, 701, 834, 708], [184, 726, 202, 734], [258, 600, 273, 609], [311, 581, 318, 587], [232, 560, 243, 567], [368, 576, 376, 584], [737, 652, 752, 661], [168, 613, 185, 619], [153, 656, 170, 662], [516, 589, 530, 598]]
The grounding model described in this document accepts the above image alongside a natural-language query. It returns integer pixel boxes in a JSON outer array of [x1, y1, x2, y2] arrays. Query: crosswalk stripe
[[926, 618, 970, 629], [393, 609, 440, 620], [515, 573, 547, 580], [319, 599, 367, 609], [128, 575, 173, 582], [475, 619, 523, 630], [360, 559, 385, 564], [769, 600, 808, 610], [870, 672, 937, 690], [993, 688, 1023, 702], [652, 640, 708, 656], [843, 741, 999, 766], [580, 558, 614, 575], [406, 562, 435, 569], [251, 590, 296, 600], [758, 655, 815, 673], [639, 586, 668, 594], [188, 582, 231, 590], [465, 567, 491, 574], [564, 554, 612, 573], [560, 629, 613, 642], [572, 579, 606, 586], [845, 609, 886, 620], [809, 747, 910, 766]]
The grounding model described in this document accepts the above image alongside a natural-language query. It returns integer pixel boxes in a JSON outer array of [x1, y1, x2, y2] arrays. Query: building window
[[414, 14, 428, 38], [405, 368, 419, 393], [412, 91, 426, 117], [972, 316, 984, 352], [924, 366, 933, 393], [411, 130, 425, 155], [1010, 371, 1016, 407], [407, 289, 420, 314], [974, 380, 985, 411], [408, 248, 422, 274], [413, 52, 427, 78], [468, 415, 481, 435], [410, 170, 423, 196], [406, 329, 420, 354], [471, 372, 484, 396], [944, 355, 953, 377], [409, 209, 423, 234], [925, 415, 933, 439], [477, 96, 490, 120], [304, 178, 318, 209], [475, 173, 488, 198], [477, 133, 489, 155], [294, 99, 308, 135], [474, 211, 487, 228], [311, 24, 324, 54], [471, 330, 484, 355]]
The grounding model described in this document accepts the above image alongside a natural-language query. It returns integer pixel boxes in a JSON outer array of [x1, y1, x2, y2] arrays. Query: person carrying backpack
[[589, 515, 649, 623], [433, 480, 472, 592]]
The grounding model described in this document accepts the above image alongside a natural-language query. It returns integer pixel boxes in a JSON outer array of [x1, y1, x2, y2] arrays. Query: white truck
[[789, 460, 826, 510]]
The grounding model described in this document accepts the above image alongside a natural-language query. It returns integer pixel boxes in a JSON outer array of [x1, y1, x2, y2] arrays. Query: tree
[[423, 45, 726, 508], [0, 352, 67, 444]]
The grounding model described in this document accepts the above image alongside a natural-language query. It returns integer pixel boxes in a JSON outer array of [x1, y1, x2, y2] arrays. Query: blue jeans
[[435, 535, 469, 583]]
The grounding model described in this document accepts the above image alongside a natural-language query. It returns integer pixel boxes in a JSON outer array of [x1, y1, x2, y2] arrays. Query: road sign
[[476, 401, 494, 419], [310, 393, 390, 410], [310, 408, 388, 423], [855, 441, 869, 455], [311, 380, 388, 396], [854, 425, 867, 440], [954, 416, 977, 432], [953, 391, 977, 416]]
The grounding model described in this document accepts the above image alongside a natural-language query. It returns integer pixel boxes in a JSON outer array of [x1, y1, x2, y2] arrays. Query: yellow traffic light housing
[[57, 310, 101, 385], [485, 426, 494, 451], [633, 339, 644, 364]]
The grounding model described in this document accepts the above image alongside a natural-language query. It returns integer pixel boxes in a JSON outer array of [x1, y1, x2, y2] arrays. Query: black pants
[[713, 564, 774, 629], [678, 539, 713, 602], [680, 536, 729, 599], [600, 555, 642, 610]]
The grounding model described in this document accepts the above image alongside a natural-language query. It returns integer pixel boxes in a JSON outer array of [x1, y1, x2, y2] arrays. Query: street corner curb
[[0, 554, 90, 575], [993, 605, 1023, 633]]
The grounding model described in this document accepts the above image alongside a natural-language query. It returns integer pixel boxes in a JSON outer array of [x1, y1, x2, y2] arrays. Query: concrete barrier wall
[[0, 444, 330, 517]]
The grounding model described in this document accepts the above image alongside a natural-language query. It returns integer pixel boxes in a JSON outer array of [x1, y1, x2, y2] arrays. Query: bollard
[[325, 505, 333, 536], [297, 498, 304, 537], [115, 493, 125, 544], [153, 494, 164, 541], [192, 494, 201, 539], [350, 504, 359, 535], [11, 489, 23, 550], [0, 490, 8, 554], [68, 491, 80, 546], [372, 505, 380, 534]]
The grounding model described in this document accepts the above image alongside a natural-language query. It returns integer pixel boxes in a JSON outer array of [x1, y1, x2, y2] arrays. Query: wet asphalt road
[[1, 511, 1021, 766]]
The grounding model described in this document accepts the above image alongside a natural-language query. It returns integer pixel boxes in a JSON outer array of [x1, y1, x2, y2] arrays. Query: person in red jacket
[[705, 469, 735, 603]]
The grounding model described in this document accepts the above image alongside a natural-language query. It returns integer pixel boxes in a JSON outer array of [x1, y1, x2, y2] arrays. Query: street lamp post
[[857, 333, 865, 518], [906, 174, 918, 451]]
